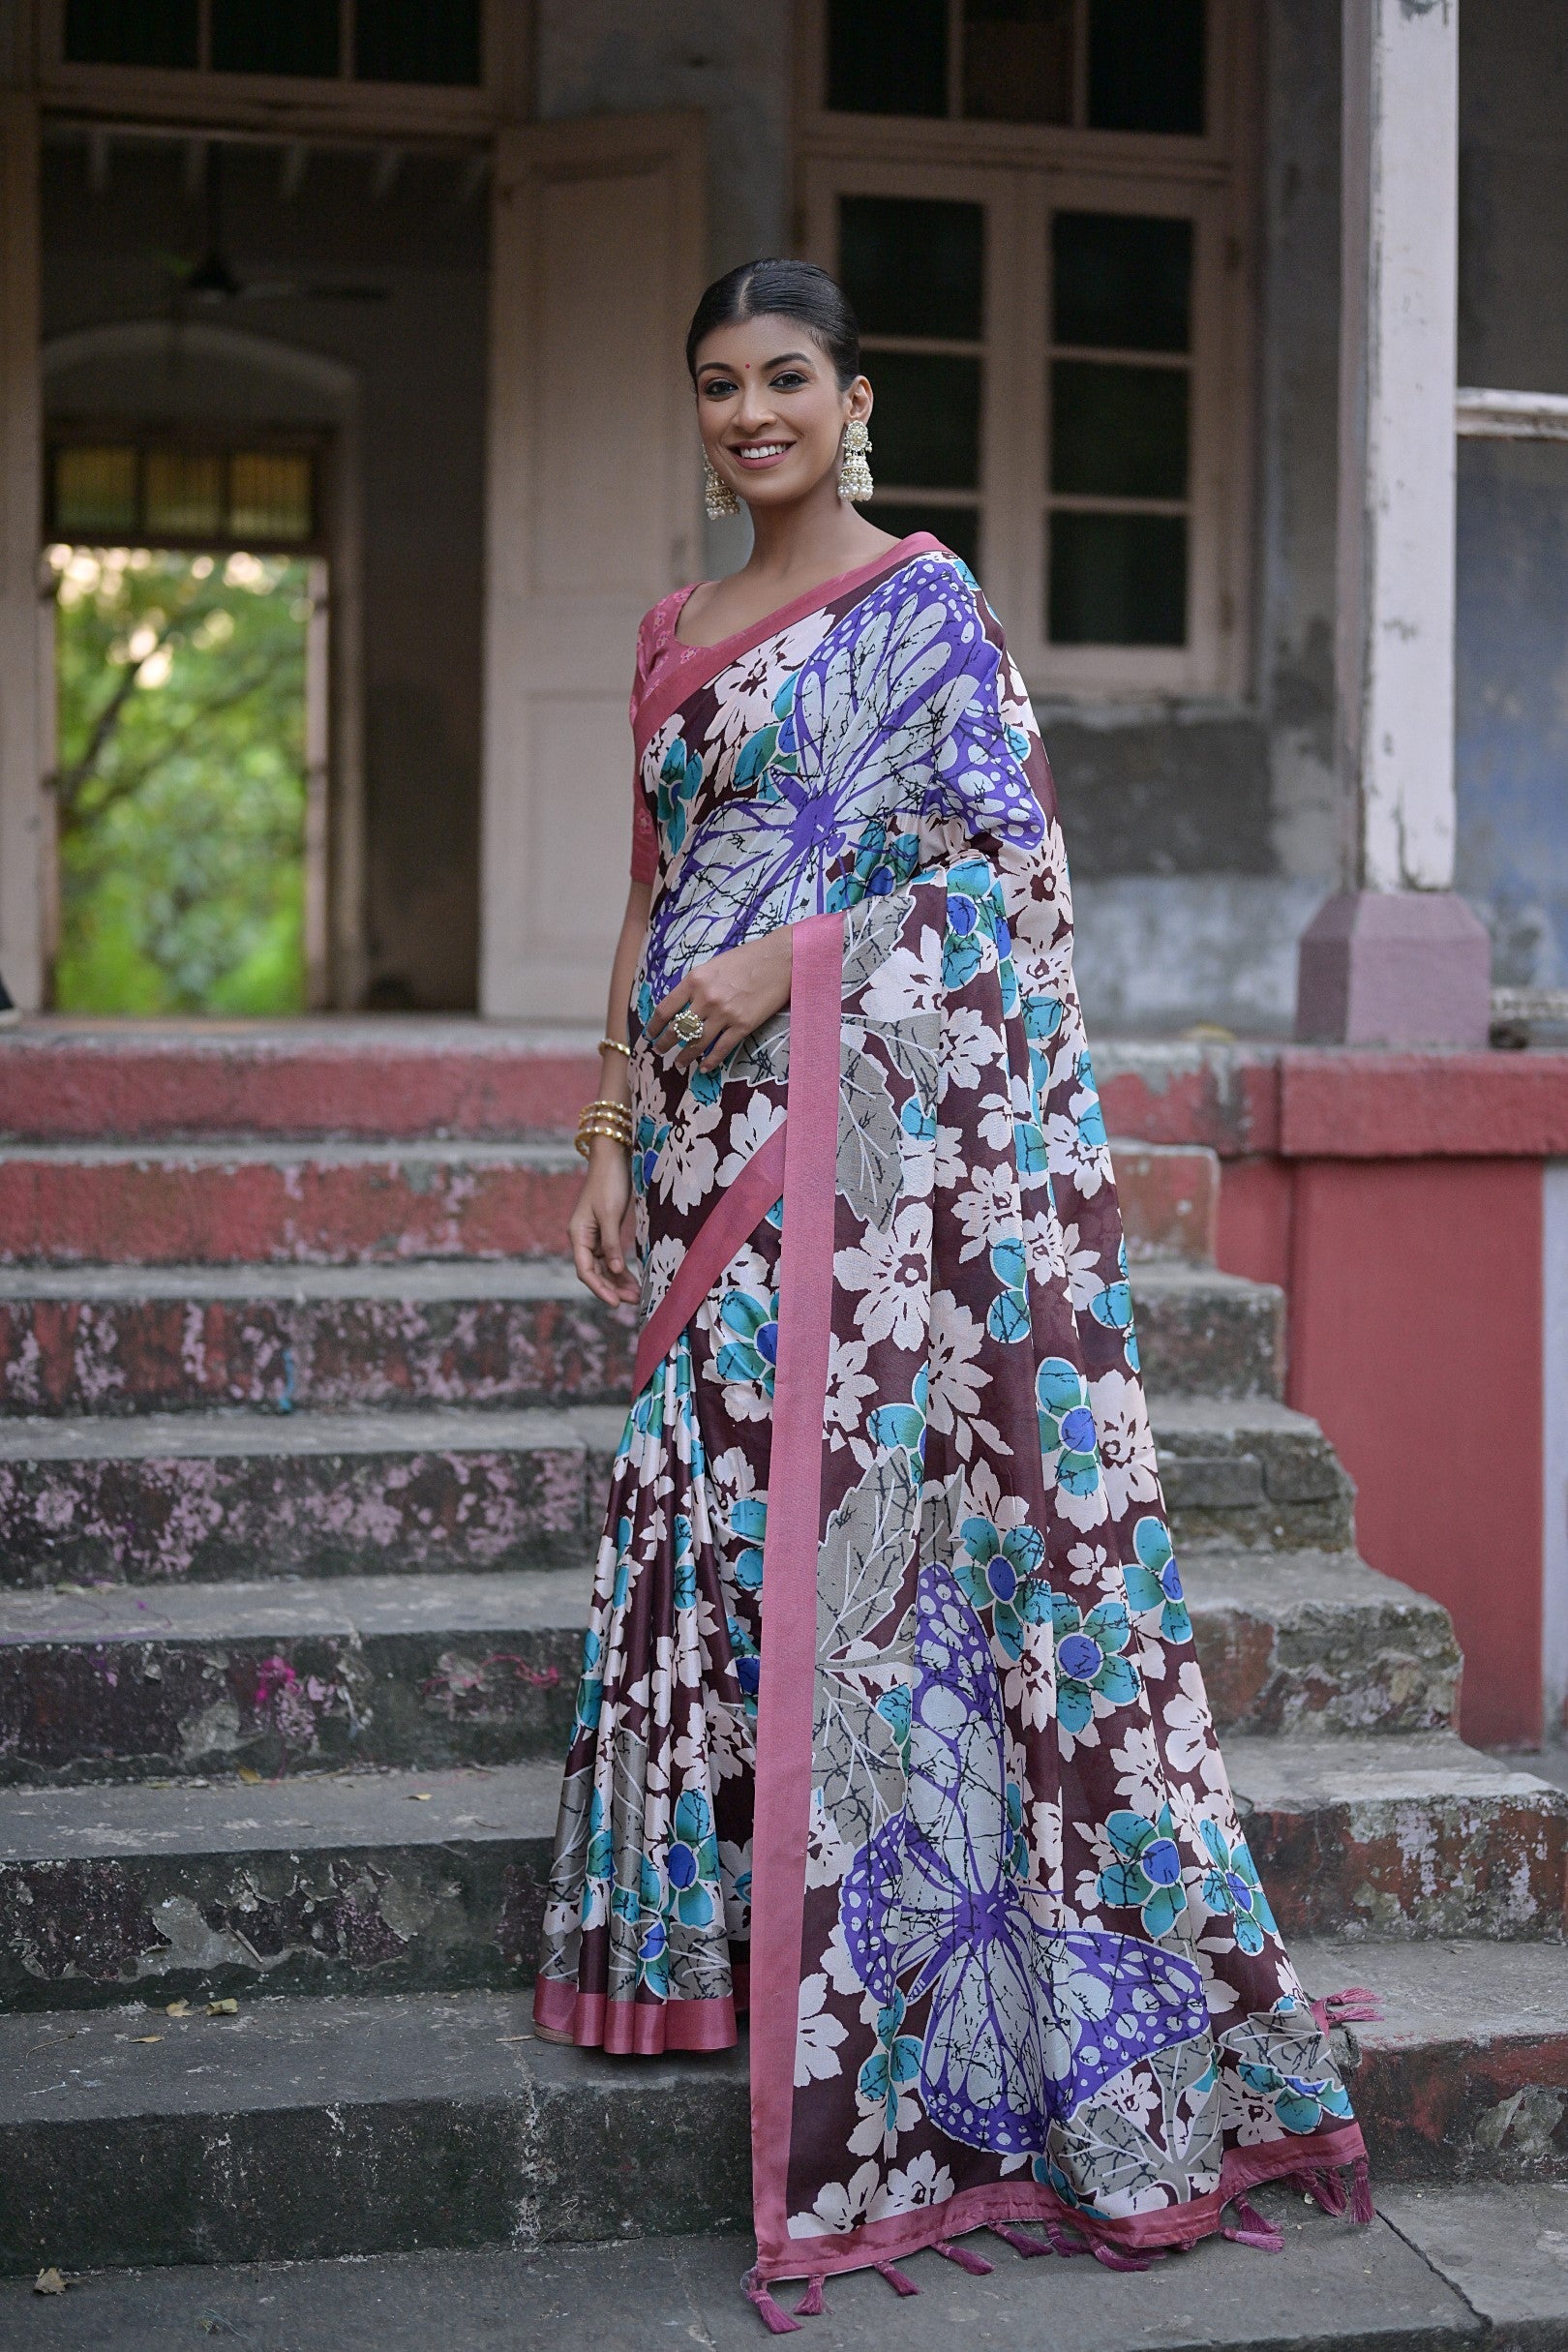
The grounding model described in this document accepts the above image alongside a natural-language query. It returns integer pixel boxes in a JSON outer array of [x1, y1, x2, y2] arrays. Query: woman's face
[[693, 312, 872, 514]]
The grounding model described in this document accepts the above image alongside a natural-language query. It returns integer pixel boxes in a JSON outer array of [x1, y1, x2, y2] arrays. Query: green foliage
[[51, 546, 310, 1014]]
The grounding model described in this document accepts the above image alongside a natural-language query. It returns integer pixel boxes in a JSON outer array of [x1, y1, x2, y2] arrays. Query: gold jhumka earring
[[704, 454, 740, 520], [838, 418, 873, 502]]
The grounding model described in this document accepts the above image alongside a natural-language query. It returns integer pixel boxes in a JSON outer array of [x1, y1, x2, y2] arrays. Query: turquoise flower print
[[1123, 1516, 1192, 1643], [955, 1514, 1049, 1660], [690, 1062, 724, 1106], [900, 1094, 936, 1150], [987, 1234, 1031, 1343], [672, 1512, 698, 1613], [664, 1789, 722, 1932], [1012, 1105, 1049, 1185], [1051, 1590, 1138, 1733], [728, 1613, 761, 1720], [613, 1856, 670, 1996], [1073, 1050, 1108, 1151], [573, 1627, 604, 1733], [826, 819, 922, 912], [1037, 1357, 1101, 1499], [731, 1494, 767, 1595], [630, 1113, 669, 1199], [634, 976, 655, 1031], [734, 720, 783, 793], [584, 1785, 613, 1895], [1239, 2058, 1354, 2136], [715, 1285, 779, 1394], [1198, 1819, 1278, 1955], [858, 1987, 923, 2131], [867, 1366, 928, 1487], [875, 1682, 911, 1769], [1006, 722, 1031, 761], [1098, 1803, 1190, 1938], [1022, 993, 1064, 1100], [610, 1515, 634, 1610], [942, 858, 1003, 988], [1005, 1778, 1029, 1879], [655, 736, 703, 854]]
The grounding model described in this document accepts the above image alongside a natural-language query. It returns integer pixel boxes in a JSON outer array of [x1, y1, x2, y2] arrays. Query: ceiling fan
[[160, 144, 390, 307]]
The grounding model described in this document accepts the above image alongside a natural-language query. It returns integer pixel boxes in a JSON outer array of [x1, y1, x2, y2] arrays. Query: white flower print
[[1022, 1206, 1065, 1287], [706, 619, 826, 756], [860, 930, 943, 1024], [1003, 1617, 1057, 1732], [927, 1293, 1005, 1462], [794, 2160, 881, 2238], [869, 2151, 955, 2217], [716, 1095, 786, 1190], [820, 1918, 864, 1999], [824, 1335, 876, 1451], [934, 1122, 967, 1191], [641, 1235, 684, 1319], [1091, 1370, 1161, 1520], [796, 1973, 848, 2087], [834, 1201, 933, 1349], [1066, 1539, 1115, 1593], [1109, 1724, 1167, 1816], [653, 1097, 722, 1214], [1058, 1221, 1104, 1311], [939, 1004, 1002, 1095], [805, 1790, 853, 1887], [1048, 1109, 1112, 1200], [951, 1162, 1024, 1262], [1162, 1659, 1219, 1775]]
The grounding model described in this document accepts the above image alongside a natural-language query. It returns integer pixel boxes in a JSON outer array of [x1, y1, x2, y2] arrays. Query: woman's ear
[[846, 374, 874, 425]]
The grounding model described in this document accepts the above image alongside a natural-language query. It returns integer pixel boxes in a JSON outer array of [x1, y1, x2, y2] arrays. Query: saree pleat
[[535, 536, 1367, 2277]]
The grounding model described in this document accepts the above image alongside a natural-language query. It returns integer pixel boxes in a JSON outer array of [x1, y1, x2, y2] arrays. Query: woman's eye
[[702, 377, 739, 399], [771, 372, 808, 390]]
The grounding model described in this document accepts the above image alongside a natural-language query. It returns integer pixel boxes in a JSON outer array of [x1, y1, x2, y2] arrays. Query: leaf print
[[836, 1043, 906, 1231]]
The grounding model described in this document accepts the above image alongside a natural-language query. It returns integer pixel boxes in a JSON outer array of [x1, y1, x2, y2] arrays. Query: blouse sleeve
[[627, 592, 683, 886]]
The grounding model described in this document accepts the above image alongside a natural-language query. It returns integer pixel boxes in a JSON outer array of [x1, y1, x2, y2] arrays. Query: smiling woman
[[533, 257, 1370, 2327]]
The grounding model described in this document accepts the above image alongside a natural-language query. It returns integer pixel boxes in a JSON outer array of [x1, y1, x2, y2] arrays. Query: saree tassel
[[793, 2278, 828, 2317], [874, 2261, 920, 2298], [1044, 2219, 1093, 2258], [1350, 2155, 1375, 2225], [1222, 2194, 1284, 2253], [990, 2223, 1051, 2259], [1092, 2242, 1162, 2273], [934, 2240, 994, 2276], [742, 2269, 803, 2335], [1296, 2164, 1347, 2216], [1312, 1985, 1381, 2033]]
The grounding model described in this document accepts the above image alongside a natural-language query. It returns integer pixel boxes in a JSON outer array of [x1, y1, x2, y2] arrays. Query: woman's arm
[[567, 880, 651, 1308], [645, 924, 795, 1072]]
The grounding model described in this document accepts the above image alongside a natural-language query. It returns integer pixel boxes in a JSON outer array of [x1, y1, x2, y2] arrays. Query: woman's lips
[[729, 442, 794, 469]]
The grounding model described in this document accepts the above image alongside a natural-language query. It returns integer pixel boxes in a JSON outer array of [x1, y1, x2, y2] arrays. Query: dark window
[[870, 503, 980, 573], [962, 0, 1072, 125], [48, 443, 317, 550], [355, 0, 482, 85], [840, 197, 984, 342], [211, 0, 340, 77], [52, 447, 139, 537], [64, 0, 198, 68], [828, 0, 948, 116], [1052, 212, 1191, 352], [866, 354, 982, 491], [1050, 361, 1188, 499], [1087, 0, 1205, 135], [1049, 512, 1187, 644]]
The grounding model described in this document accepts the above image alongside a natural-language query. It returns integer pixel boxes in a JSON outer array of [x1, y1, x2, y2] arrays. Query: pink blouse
[[627, 587, 699, 884]]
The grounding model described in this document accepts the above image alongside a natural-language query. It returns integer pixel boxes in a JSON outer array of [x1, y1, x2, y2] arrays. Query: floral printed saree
[[534, 535, 1368, 2310]]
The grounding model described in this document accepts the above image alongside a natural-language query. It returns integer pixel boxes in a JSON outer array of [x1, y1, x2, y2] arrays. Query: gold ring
[[673, 1006, 705, 1045]]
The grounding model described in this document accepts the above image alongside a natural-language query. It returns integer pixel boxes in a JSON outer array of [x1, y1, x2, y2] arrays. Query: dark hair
[[685, 258, 862, 390]]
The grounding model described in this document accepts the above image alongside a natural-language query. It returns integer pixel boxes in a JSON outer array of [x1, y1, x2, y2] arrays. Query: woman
[[535, 259, 1369, 2321]]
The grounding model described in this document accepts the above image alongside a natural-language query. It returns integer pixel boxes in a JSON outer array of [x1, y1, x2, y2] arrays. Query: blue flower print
[[955, 1514, 1049, 1660], [613, 1855, 670, 1996], [573, 1627, 604, 1733], [1037, 1357, 1101, 1500], [1005, 1778, 1029, 1879], [584, 1785, 613, 1899], [715, 1286, 778, 1394], [630, 1113, 669, 1199], [942, 859, 1003, 989], [858, 1986, 923, 2132], [987, 1234, 1031, 1343], [689, 1062, 724, 1106], [867, 1367, 928, 1487], [1198, 1819, 1278, 1955], [728, 1613, 761, 1720], [826, 819, 922, 912], [1050, 1590, 1138, 1733], [730, 1493, 767, 1595], [1072, 1050, 1108, 1151], [1022, 993, 1064, 1101], [1122, 1516, 1192, 1644], [1098, 1803, 1190, 1938], [655, 736, 703, 855], [900, 1094, 936, 1150], [1087, 1239, 1138, 1370], [672, 1512, 698, 1613], [664, 1789, 722, 1932], [875, 1681, 911, 1768]]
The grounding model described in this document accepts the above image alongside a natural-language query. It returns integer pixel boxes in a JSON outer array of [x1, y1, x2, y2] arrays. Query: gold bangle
[[578, 1097, 632, 1123], [598, 1036, 631, 1060]]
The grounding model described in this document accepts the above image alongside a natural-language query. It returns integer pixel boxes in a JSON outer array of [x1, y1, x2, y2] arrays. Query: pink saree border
[[631, 1120, 789, 1393], [533, 1970, 750, 2056], [631, 534, 948, 769], [746, 908, 845, 2269]]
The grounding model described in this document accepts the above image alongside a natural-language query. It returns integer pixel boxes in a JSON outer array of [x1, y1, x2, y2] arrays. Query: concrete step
[[0, 1758, 558, 2011], [0, 1575, 587, 1786], [0, 1943, 1561, 2279], [0, 1140, 582, 1267], [1129, 1262, 1282, 1399], [1180, 1550, 1461, 1736], [0, 1397, 1342, 1587], [0, 1262, 639, 1418], [1108, 1139, 1220, 1264], [0, 1406, 624, 1588], [0, 2194, 1511, 2349], [1227, 1734, 1568, 1939]]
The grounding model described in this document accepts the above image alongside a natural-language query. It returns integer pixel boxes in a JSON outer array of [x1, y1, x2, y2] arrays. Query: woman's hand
[[568, 1140, 640, 1308], [647, 926, 794, 1072]]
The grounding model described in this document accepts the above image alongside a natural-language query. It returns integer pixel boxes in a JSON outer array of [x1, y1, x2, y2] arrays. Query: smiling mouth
[[730, 442, 793, 465]]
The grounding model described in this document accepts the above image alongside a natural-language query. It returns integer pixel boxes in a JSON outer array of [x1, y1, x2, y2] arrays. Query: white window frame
[[795, 0, 1255, 704]]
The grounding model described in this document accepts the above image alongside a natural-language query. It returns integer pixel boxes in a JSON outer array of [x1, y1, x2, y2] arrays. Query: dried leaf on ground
[[206, 1998, 240, 2016], [33, 2269, 69, 2295]]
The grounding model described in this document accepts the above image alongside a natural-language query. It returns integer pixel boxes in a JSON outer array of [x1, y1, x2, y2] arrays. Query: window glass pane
[[869, 502, 980, 574], [355, 0, 481, 84], [840, 197, 984, 342], [65, 0, 198, 67], [1088, 0, 1205, 135], [229, 454, 314, 543], [1051, 361, 1188, 498], [53, 447, 138, 536], [866, 354, 981, 491], [144, 450, 225, 539], [1049, 511, 1187, 645], [1053, 212, 1191, 352], [962, 0, 1072, 123], [828, 0, 948, 115], [211, 0, 340, 76]]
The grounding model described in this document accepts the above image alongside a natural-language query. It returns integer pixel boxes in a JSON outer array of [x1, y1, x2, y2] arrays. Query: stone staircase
[[0, 1026, 1563, 2281]]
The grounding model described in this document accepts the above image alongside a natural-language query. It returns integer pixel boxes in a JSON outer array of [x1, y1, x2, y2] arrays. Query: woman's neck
[[739, 480, 893, 591]]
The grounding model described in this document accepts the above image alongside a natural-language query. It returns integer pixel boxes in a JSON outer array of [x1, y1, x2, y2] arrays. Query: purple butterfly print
[[643, 558, 1045, 1007], [838, 1558, 1211, 2156]]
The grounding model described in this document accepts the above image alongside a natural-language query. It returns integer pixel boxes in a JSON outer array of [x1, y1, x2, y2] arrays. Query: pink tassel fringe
[[1350, 2155, 1374, 2224], [1045, 2219, 1093, 2258], [934, 2239, 994, 2275], [792, 2278, 827, 2318], [1222, 2192, 1284, 2252], [742, 2269, 802, 2335], [1092, 2242, 1162, 2272], [1295, 2163, 1347, 2216], [1311, 1985, 1382, 2033], [874, 2260, 920, 2297], [991, 2221, 1052, 2259]]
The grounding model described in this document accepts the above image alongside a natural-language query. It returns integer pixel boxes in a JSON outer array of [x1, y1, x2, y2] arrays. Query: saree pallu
[[534, 537, 1368, 2294]]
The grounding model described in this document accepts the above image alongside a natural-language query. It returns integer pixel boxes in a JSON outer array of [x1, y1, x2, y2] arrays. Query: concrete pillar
[[1295, 0, 1492, 1047], [0, 93, 41, 1011]]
